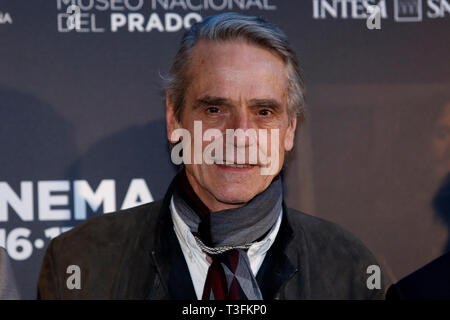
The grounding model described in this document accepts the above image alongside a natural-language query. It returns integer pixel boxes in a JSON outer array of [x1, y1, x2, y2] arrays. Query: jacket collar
[[148, 176, 197, 299], [255, 201, 298, 299]]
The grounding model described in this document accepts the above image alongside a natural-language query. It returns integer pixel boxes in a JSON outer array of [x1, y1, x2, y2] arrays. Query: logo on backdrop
[[394, 0, 423, 22], [56, 0, 278, 33], [312, 0, 450, 23], [0, 178, 153, 261]]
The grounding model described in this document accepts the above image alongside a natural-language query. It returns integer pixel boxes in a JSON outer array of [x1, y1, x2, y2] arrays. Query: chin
[[211, 187, 258, 205]]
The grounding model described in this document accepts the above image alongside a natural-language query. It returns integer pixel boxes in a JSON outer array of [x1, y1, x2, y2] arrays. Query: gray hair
[[167, 12, 306, 124]]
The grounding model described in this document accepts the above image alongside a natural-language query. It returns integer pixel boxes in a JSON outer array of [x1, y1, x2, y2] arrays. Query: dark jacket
[[0, 247, 20, 300], [38, 183, 385, 300], [386, 252, 450, 300]]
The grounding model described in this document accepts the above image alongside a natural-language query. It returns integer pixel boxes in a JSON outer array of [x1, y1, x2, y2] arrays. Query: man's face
[[167, 39, 296, 211]]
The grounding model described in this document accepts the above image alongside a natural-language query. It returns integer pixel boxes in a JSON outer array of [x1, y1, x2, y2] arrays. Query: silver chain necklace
[[193, 236, 254, 255]]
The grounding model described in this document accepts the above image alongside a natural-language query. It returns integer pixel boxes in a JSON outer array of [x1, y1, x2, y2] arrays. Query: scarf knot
[[172, 170, 283, 300]]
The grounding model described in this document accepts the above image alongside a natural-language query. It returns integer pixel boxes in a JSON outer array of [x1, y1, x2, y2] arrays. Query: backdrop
[[0, 0, 449, 299]]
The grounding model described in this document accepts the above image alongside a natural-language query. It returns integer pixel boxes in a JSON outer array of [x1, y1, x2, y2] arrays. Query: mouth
[[214, 162, 256, 171]]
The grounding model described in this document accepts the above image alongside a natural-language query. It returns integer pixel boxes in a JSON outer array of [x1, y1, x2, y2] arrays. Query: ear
[[284, 116, 297, 152], [166, 88, 181, 143]]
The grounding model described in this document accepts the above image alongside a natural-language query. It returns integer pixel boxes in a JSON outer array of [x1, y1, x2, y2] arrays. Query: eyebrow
[[194, 96, 283, 112], [194, 96, 232, 109], [248, 98, 283, 112]]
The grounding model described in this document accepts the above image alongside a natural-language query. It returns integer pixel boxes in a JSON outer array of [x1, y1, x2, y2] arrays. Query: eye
[[206, 106, 220, 114], [258, 109, 272, 116]]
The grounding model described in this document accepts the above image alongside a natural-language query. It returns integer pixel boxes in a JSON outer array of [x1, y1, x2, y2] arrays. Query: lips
[[221, 163, 253, 168], [214, 162, 256, 170]]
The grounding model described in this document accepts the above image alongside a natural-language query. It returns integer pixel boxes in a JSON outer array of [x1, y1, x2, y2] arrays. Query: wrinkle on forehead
[[189, 39, 287, 80], [186, 39, 289, 102], [212, 67, 282, 84]]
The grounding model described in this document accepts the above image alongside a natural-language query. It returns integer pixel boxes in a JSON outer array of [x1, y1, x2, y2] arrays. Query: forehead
[[186, 39, 288, 101]]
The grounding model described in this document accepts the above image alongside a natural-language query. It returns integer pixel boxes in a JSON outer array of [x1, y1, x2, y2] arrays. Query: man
[[386, 173, 450, 300], [386, 252, 450, 300], [38, 13, 384, 300]]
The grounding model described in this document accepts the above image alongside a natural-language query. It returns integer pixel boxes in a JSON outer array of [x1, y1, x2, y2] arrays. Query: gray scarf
[[172, 170, 282, 300]]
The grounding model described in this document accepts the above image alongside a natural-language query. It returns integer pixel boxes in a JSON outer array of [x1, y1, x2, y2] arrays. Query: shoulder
[[284, 207, 385, 299], [48, 200, 163, 257], [285, 207, 376, 261], [38, 200, 164, 299], [387, 252, 450, 300]]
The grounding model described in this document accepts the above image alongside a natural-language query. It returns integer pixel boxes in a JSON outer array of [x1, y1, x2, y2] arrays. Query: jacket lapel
[[255, 202, 299, 299], [148, 178, 197, 300], [111, 176, 196, 299]]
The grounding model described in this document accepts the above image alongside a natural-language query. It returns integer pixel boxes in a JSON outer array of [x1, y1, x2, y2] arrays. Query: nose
[[226, 108, 257, 148], [228, 107, 250, 130]]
